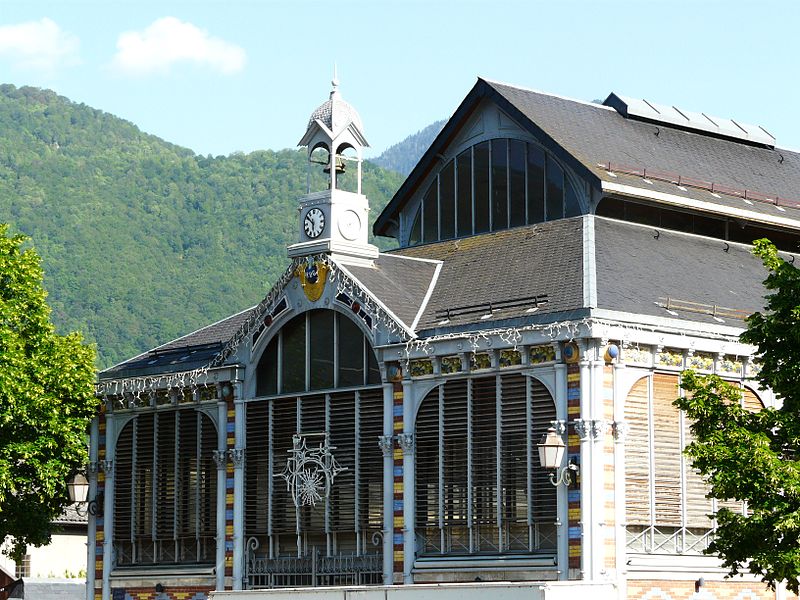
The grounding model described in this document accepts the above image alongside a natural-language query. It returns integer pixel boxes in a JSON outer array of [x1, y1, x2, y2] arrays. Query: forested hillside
[[373, 120, 445, 175], [0, 84, 405, 368]]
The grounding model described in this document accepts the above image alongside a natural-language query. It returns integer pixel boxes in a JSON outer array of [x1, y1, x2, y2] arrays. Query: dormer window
[[407, 138, 581, 246]]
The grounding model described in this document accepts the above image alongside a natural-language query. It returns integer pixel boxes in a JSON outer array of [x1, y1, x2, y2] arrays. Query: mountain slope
[[372, 120, 445, 176], [0, 84, 405, 368]]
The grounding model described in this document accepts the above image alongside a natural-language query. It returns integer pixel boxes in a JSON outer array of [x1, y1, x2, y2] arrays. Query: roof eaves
[[602, 180, 800, 231]]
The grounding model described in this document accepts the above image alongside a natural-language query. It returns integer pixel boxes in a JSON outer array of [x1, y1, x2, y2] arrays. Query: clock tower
[[287, 76, 379, 266]]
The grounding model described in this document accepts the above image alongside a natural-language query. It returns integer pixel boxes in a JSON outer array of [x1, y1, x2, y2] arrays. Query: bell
[[323, 155, 346, 175]]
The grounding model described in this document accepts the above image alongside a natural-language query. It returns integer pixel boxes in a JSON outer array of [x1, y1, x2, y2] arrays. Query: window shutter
[[114, 420, 134, 564], [471, 375, 498, 550], [245, 401, 270, 541], [625, 377, 651, 525], [329, 392, 356, 534], [500, 374, 528, 551], [357, 388, 384, 531], [529, 377, 557, 526], [155, 411, 176, 558], [415, 385, 440, 533], [652, 374, 682, 526], [271, 397, 297, 536]]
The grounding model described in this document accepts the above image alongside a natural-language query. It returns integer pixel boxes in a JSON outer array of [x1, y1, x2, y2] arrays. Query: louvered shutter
[[245, 401, 270, 543], [271, 397, 297, 536], [415, 385, 440, 549], [680, 378, 713, 529], [529, 377, 557, 532], [329, 392, 356, 535], [625, 377, 651, 525], [197, 412, 217, 561], [156, 411, 177, 562], [500, 374, 527, 550], [299, 394, 326, 535], [134, 413, 155, 563], [653, 374, 682, 526], [742, 386, 764, 412], [114, 421, 134, 565], [443, 379, 469, 551], [358, 388, 384, 531], [471, 375, 498, 550]]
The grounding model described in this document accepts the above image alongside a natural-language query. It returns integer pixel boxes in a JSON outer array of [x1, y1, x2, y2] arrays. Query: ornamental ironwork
[[279, 433, 346, 508]]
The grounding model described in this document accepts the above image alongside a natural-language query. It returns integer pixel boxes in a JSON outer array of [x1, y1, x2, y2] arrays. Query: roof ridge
[[480, 76, 616, 112]]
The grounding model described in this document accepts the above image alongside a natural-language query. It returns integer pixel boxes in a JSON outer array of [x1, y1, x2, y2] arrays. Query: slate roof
[[394, 217, 586, 332], [100, 307, 255, 379], [593, 216, 782, 325], [343, 253, 440, 331], [375, 78, 800, 236]]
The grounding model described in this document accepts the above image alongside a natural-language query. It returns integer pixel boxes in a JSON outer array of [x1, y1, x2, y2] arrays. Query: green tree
[[676, 239, 800, 594], [0, 224, 97, 561]]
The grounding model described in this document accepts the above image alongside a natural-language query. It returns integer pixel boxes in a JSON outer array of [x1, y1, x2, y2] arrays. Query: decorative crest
[[279, 433, 346, 507]]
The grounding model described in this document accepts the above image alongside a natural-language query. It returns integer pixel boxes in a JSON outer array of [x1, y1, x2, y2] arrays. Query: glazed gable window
[[256, 310, 381, 397], [408, 138, 581, 246]]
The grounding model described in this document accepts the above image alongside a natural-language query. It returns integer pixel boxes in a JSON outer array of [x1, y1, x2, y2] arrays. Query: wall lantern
[[67, 472, 100, 516], [537, 425, 579, 487]]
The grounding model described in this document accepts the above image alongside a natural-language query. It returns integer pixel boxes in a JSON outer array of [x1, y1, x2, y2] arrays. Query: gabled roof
[[374, 78, 800, 237], [99, 253, 441, 380]]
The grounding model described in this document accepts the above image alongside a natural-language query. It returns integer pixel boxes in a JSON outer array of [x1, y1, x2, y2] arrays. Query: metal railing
[[625, 525, 715, 555], [245, 537, 382, 589]]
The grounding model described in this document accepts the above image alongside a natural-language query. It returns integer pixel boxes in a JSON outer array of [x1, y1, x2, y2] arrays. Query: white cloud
[[0, 18, 80, 72], [112, 17, 246, 76]]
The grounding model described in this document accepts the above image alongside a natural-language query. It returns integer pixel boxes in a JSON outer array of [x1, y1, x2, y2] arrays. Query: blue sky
[[0, 0, 796, 157]]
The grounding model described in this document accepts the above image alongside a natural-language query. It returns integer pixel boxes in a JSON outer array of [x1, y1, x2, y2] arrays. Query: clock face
[[303, 208, 325, 239], [338, 209, 361, 241]]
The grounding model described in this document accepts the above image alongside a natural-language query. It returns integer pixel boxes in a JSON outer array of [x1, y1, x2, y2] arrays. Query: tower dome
[[305, 79, 365, 137], [298, 77, 368, 149]]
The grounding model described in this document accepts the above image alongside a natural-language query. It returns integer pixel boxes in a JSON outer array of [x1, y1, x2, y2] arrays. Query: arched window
[[256, 310, 381, 397], [245, 309, 384, 586], [408, 138, 582, 246], [624, 374, 762, 554], [415, 373, 557, 556], [114, 408, 217, 566]]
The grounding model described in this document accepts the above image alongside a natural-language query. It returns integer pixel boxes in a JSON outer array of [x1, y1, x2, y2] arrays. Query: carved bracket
[[377, 435, 393, 457], [101, 459, 113, 474], [212, 449, 228, 469], [228, 448, 245, 467], [397, 433, 414, 455], [612, 420, 629, 442]]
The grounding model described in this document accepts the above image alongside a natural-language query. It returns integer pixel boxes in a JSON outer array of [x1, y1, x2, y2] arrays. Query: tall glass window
[[474, 142, 490, 234], [439, 161, 455, 240], [491, 139, 508, 231], [407, 138, 581, 246], [456, 149, 472, 236], [509, 140, 526, 227]]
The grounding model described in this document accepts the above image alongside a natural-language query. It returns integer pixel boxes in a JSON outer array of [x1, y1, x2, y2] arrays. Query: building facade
[[89, 78, 800, 600]]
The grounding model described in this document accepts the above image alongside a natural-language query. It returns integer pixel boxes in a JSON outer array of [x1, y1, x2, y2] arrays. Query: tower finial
[[331, 63, 339, 98]]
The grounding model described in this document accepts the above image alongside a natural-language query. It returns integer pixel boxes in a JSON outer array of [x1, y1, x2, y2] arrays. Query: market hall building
[[88, 78, 800, 600]]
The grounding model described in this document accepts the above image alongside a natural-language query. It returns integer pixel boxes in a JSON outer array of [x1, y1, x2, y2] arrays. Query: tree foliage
[[0, 224, 97, 561], [676, 239, 800, 593], [0, 84, 405, 368]]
